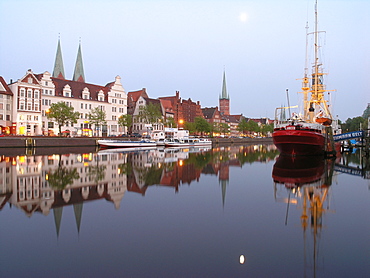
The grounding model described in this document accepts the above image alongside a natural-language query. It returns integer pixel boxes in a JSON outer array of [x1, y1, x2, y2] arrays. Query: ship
[[272, 0, 338, 156]]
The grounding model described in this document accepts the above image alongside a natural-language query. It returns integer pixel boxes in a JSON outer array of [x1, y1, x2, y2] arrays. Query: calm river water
[[1, 144, 369, 278]]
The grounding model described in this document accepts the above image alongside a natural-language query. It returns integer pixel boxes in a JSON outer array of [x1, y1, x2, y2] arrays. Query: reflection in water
[[0, 144, 278, 235], [272, 155, 335, 277]]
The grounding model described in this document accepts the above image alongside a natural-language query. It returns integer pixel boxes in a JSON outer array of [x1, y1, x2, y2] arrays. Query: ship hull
[[273, 128, 325, 156]]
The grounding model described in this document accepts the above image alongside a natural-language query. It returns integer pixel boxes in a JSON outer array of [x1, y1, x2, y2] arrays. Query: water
[[1, 145, 369, 278]]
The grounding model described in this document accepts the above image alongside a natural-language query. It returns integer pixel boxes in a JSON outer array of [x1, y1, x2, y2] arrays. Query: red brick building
[[159, 91, 203, 124]]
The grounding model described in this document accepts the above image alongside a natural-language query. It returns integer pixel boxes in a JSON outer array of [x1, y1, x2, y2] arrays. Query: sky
[[0, 0, 369, 121]]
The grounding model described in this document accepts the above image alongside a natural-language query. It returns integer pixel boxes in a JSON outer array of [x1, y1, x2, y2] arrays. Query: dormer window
[[98, 90, 104, 101], [82, 87, 90, 99], [63, 84, 72, 97]]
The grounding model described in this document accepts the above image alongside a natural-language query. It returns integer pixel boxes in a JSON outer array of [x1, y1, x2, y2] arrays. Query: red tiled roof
[[51, 77, 110, 102], [127, 88, 148, 102], [159, 99, 173, 113]]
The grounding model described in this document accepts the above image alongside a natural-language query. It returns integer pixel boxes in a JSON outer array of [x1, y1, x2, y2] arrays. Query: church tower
[[219, 70, 230, 115], [52, 38, 65, 79], [73, 42, 85, 82]]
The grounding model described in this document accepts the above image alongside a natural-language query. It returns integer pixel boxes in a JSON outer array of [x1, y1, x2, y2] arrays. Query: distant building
[[0, 76, 13, 134], [159, 91, 203, 125], [219, 70, 230, 116]]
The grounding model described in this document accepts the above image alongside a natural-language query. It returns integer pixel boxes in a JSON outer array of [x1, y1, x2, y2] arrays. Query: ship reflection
[[272, 155, 335, 277]]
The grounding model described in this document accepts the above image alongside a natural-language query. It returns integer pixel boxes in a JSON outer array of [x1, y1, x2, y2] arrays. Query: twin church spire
[[52, 38, 85, 82]]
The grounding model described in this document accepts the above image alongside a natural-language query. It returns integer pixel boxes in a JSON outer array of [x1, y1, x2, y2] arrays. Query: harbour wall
[[0, 136, 273, 156]]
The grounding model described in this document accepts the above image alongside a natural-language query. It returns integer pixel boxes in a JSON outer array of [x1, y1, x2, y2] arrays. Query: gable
[[20, 73, 40, 85]]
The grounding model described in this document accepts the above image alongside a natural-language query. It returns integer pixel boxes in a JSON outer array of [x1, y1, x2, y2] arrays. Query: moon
[[239, 12, 248, 23]]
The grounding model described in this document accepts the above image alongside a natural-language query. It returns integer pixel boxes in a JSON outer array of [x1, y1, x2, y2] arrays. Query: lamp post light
[[178, 119, 184, 129]]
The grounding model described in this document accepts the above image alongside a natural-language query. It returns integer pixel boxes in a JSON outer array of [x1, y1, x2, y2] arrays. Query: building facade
[[7, 40, 127, 136]]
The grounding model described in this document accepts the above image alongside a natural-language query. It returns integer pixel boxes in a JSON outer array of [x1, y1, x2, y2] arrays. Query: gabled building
[[159, 91, 203, 125], [131, 95, 164, 135], [202, 107, 222, 125], [8, 40, 127, 136], [0, 76, 13, 134]]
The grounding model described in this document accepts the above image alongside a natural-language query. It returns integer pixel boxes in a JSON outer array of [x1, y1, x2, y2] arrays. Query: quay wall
[[0, 136, 273, 150]]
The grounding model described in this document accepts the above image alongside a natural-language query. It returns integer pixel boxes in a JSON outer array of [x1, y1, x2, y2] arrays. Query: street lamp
[[178, 119, 184, 129]]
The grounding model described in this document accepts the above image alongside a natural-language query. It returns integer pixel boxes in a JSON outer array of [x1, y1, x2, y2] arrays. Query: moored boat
[[272, 0, 338, 156], [98, 139, 156, 148], [164, 137, 212, 147]]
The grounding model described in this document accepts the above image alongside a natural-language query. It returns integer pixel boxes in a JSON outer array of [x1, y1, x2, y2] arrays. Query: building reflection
[[0, 144, 279, 235]]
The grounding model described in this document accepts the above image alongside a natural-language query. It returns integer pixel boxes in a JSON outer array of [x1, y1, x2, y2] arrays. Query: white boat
[[98, 139, 156, 148], [164, 137, 212, 147], [98, 146, 157, 153]]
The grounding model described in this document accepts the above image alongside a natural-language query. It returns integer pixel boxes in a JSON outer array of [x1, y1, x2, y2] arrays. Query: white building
[[7, 40, 127, 136]]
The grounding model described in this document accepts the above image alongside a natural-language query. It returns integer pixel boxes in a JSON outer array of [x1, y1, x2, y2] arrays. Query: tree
[[194, 116, 211, 136], [47, 101, 80, 136], [138, 102, 162, 124], [237, 119, 248, 135], [260, 123, 274, 136], [342, 117, 367, 132], [88, 107, 106, 136], [165, 117, 176, 128], [184, 121, 196, 134], [118, 114, 133, 134], [219, 123, 230, 136], [245, 120, 260, 135]]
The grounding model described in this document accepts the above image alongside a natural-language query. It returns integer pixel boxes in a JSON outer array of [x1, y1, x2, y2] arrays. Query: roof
[[202, 107, 218, 119], [159, 99, 174, 114], [73, 43, 85, 82], [222, 114, 239, 123], [53, 39, 65, 79], [220, 70, 229, 100], [51, 77, 109, 102], [128, 88, 148, 103], [0, 76, 13, 96]]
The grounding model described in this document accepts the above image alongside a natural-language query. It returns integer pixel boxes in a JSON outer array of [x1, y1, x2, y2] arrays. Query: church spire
[[73, 41, 85, 82], [220, 70, 229, 100], [53, 37, 65, 79]]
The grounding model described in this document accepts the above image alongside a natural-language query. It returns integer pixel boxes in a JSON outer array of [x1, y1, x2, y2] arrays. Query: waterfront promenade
[[0, 136, 273, 150]]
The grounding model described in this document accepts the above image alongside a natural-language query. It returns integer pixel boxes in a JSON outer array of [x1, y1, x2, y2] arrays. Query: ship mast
[[309, 0, 333, 122], [302, 22, 310, 121]]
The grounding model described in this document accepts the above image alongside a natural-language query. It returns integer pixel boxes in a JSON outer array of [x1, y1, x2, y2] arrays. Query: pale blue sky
[[1, 0, 369, 121]]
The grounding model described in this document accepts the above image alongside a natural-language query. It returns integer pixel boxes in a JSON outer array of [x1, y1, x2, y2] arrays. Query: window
[[34, 91, 39, 99], [6, 104, 10, 110], [81, 103, 83, 109], [28, 77, 33, 84], [0, 115, 3, 120], [27, 90, 32, 98], [0, 104, 3, 110], [20, 89, 25, 97]]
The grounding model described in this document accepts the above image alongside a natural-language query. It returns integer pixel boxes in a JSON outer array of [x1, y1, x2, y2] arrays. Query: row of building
[[0, 40, 272, 137]]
